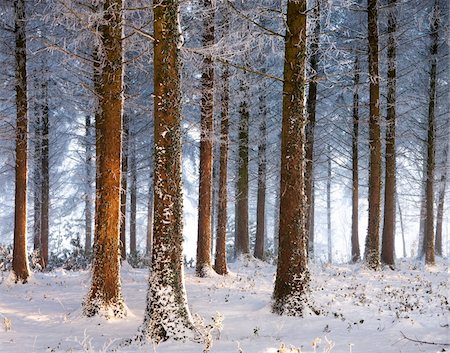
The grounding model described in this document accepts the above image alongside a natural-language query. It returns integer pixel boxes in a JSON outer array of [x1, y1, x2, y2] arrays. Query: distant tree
[[129, 131, 137, 256], [435, 133, 448, 257], [83, 0, 126, 318], [120, 114, 129, 261], [364, 0, 382, 270], [12, 0, 30, 283], [273, 0, 310, 316], [139, 0, 199, 342], [196, 0, 215, 277], [381, 0, 398, 268], [84, 115, 94, 254]]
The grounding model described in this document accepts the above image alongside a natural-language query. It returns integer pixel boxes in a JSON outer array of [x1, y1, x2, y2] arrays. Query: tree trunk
[[85, 115, 94, 254], [196, 0, 215, 276], [397, 198, 407, 258], [254, 94, 267, 260], [12, 0, 30, 283], [235, 80, 250, 257], [214, 65, 229, 275], [435, 135, 448, 257], [139, 0, 198, 342], [33, 109, 42, 258], [40, 76, 49, 269], [305, 0, 320, 259], [327, 145, 332, 264], [146, 173, 154, 258], [424, 0, 439, 266], [83, 0, 126, 318], [381, 0, 397, 267], [273, 0, 309, 316], [119, 114, 129, 260], [351, 55, 360, 263], [364, 0, 382, 270], [129, 131, 137, 255]]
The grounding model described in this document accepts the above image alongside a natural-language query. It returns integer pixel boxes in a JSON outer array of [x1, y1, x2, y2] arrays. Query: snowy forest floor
[[0, 257, 448, 353]]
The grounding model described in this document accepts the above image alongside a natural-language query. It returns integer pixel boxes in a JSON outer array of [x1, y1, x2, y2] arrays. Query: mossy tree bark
[[12, 0, 30, 283], [351, 55, 360, 263], [364, 0, 382, 270], [139, 0, 198, 342], [214, 64, 229, 275], [305, 0, 321, 258], [83, 0, 126, 318], [273, 0, 310, 316], [381, 0, 397, 267], [196, 0, 215, 277]]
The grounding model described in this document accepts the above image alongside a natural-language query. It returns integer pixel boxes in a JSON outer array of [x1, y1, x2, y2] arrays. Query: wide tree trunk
[[305, 0, 321, 258], [139, 0, 199, 342], [364, 0, 382, 270], [85, 115, 94, 254], [12, 0, 30, 283], [351, 55, 360, 263], [254, 94, 267, 260], [273, 0, 310, 316], [214, 64, 230, 275], [40, 77, 49, 269], [235, 80, 250, 257], [424, 0, 440, 266], [119, 114, 129, 260], [196, 0, 215, 276], [83, 0, 126, 318], [381, 0, 397, 268], [129, 132, 137, 256]]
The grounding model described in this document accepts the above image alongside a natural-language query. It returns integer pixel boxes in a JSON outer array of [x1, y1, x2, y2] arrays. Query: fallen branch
[[400, 331, 450, 347]]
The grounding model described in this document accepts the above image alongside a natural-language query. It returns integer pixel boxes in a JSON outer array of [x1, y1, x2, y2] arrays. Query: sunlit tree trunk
[[364, 0, 382, 270], [196, 0, 215, 276], [381, 0, 397, 268], [139, 0, 198, 342], [351, 55, 360, 263], [12, 0, 30, 283], [83, 0, 126, 318], [273, 0, 310, 316], [305, 0, 320, 258], [214, 64, 229, 275]]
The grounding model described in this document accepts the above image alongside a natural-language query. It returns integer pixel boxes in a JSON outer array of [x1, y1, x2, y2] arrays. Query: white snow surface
[[0, 258, 448, 353]]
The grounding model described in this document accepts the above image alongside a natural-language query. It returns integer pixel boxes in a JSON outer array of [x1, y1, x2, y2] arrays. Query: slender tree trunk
[[119, 114, 129, 260], [146, 174, 154, 258], [327, 145, 332, 264], [83, 0, 126, 318], [85, 115, 94, 254], [129, 131, 137, 255], [196, 0, 215, 276], [235, 80, 250, 257], [33, 111, 42, 257], [364, 0, 382, 270], [351, 55, 360, 263], [397, 198, 407, 258], [424, 0, 439, 266], [140, 0, 198, 342], [418, 148, 427, 257], [254, 94, 267, 260], [305, 0, 321, 258], [12, 0, 30, 283], [435, 136, 448, 257], [214, 65, 229, 275], [40, 77, 49, 269], [381, 0, 397, 267], [273, 0, 309, 316]]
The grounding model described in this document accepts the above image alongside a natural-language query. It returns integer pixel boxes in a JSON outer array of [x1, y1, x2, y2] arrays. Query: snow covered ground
[[0, 258, 448, 353]]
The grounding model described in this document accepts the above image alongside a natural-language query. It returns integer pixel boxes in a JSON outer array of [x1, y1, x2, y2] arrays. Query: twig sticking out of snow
[[400, 331, 450, 346]]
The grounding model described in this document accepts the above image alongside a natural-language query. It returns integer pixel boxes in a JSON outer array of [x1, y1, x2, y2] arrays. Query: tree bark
[[85, 115, 94, 254], [424, 0, 439, 266], [33, 107, 42, 258], [196, 0, 215, 276], [381, 0, 397, 267], [254, 94, 267, 260], [83, 0, 126, 318], [146, 173, 154, 258], [140, 0, 198, 342], [351, 55, 360, 263], [435, 135, 448, 257], [119, 113, 129, 260], [364, 0, 382, 270], [327, 145, 332, 264], [273, 0, 309, 316], [12, 0, 30, 283], [214, 64, 229, 275], [305, 0, 320, 259], [129, 131, 137, 256], [235, 80, 250, 257], [40, 76, 49, 269]]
